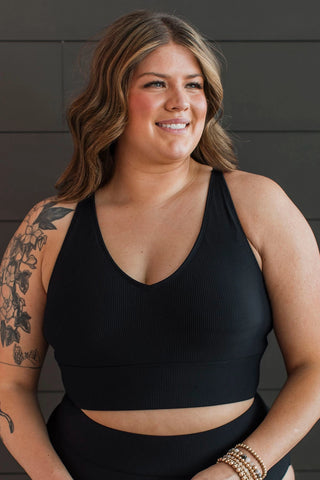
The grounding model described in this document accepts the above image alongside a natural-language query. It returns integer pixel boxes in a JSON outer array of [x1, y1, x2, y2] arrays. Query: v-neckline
[[91, 169, 215, 288]]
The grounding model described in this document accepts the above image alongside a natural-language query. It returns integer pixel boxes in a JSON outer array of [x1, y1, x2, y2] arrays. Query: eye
[[143, 80, 166, 88], [186, 82, 203, 89]]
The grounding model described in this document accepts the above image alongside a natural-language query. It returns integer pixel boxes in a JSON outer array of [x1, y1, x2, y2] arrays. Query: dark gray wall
[[0, 1, 319, 478]]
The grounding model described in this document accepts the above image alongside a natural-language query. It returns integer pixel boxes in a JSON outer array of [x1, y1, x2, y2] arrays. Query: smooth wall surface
[[0, 1, 319, 478]]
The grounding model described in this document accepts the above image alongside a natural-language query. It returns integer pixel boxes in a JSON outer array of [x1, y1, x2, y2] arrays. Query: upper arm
[[0, 197, 74, 390], [251, 176, 320, 373]]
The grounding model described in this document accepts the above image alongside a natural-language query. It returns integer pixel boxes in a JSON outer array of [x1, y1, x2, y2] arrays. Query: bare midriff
[[80, 398, 255, 435]]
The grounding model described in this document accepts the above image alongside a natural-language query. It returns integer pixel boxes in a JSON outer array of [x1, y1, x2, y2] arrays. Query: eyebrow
[[137, 72, 204, 79]]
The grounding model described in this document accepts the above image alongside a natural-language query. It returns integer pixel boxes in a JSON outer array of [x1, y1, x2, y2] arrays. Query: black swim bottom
[[46, 393, 291, 480]]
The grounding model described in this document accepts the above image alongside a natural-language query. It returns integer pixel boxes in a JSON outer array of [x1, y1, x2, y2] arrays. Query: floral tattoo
[[0, 201, 74, 368]]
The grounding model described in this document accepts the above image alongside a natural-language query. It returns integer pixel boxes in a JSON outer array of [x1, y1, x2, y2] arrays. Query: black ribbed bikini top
[[43, 168, 273, 410]]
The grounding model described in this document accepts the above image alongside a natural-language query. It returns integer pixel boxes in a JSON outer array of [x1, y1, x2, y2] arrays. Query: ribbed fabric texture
[[43, 169, 273, 410]]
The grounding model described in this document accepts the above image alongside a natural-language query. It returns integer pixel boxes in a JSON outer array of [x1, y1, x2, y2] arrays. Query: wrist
[[217, 442, 267, 480]]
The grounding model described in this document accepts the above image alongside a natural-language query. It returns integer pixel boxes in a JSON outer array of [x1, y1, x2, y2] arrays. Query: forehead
[[133, 43, 202, 76]]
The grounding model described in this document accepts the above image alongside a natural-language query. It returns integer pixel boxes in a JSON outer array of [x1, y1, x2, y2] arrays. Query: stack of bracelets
[[217, 442, 267, 479]]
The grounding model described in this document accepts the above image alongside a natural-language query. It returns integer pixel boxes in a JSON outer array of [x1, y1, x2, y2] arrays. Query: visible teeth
[[157, 123, 188, 129]]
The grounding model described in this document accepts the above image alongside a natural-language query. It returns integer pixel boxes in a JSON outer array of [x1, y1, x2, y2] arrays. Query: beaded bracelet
[[217, 442, 267, 480], [226, 450, 261, 480], [218, 452, 259, 480], [217, 455, 251, 480], [235, 443, 267, 479]]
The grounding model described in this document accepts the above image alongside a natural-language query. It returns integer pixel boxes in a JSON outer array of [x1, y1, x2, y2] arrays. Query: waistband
[[47, 393, 291, 479]]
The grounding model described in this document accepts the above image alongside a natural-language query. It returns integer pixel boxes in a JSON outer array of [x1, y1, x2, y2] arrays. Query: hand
[[190, 462, 239, 480]]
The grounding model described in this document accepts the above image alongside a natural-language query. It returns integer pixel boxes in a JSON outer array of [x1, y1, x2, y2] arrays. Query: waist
[[80, 397, 255, 435]]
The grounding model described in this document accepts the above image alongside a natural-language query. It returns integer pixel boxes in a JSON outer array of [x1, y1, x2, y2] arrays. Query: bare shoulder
[[32, 197, 79, 294], [31, 195, 78, 234], [222, 169, 312, 255], [1, 196, 71, 264], [18, 195, 76, 226], [21, 195, 78, 254], [1, 195, 78, 289], [222, 169, 286, 205]]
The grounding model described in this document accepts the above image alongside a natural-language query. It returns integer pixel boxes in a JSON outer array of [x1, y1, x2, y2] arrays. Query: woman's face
[[116, 42, 208, 166]]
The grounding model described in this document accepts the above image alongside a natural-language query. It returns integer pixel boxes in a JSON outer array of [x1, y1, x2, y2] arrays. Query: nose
[[164, 87, 190, 111]]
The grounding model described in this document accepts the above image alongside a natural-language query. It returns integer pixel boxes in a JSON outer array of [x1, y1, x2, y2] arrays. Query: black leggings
[[47, 393, 291, 480]]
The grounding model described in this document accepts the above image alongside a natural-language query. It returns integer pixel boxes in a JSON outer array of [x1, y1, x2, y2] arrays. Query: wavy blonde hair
[[55, 10, 238, 202]]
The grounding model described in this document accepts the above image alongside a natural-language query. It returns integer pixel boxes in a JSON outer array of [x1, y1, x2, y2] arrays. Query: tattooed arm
[[0, 198, 75, 480]]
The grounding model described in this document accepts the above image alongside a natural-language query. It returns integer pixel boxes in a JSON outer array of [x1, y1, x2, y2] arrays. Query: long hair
[[55, 10, 238, 202]]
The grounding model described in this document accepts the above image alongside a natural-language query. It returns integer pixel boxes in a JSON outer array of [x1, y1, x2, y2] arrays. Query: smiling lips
[[155, 118, 190, 133]]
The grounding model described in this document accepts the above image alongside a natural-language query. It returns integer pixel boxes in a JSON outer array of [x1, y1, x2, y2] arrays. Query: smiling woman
[[54, 9, 237, 203], [115, 42, 208, 166], [1, 8, 319, 480]]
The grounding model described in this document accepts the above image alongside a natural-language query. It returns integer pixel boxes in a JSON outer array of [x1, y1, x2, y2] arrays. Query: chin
[[162, 146, 193, 159], [164, 153, 191, 162]]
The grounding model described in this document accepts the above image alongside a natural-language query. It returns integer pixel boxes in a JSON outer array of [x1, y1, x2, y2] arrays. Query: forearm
[[0, 384, 72, 480], [242, 364, 320, 470]]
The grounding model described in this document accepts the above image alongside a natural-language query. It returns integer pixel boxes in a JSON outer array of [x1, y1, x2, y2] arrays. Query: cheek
[[196, 97, 208, 120], [128, 93, 159, 121]]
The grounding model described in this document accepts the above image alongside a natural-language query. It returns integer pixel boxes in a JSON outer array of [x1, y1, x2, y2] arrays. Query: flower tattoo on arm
[[0, 201, 74, 368]]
